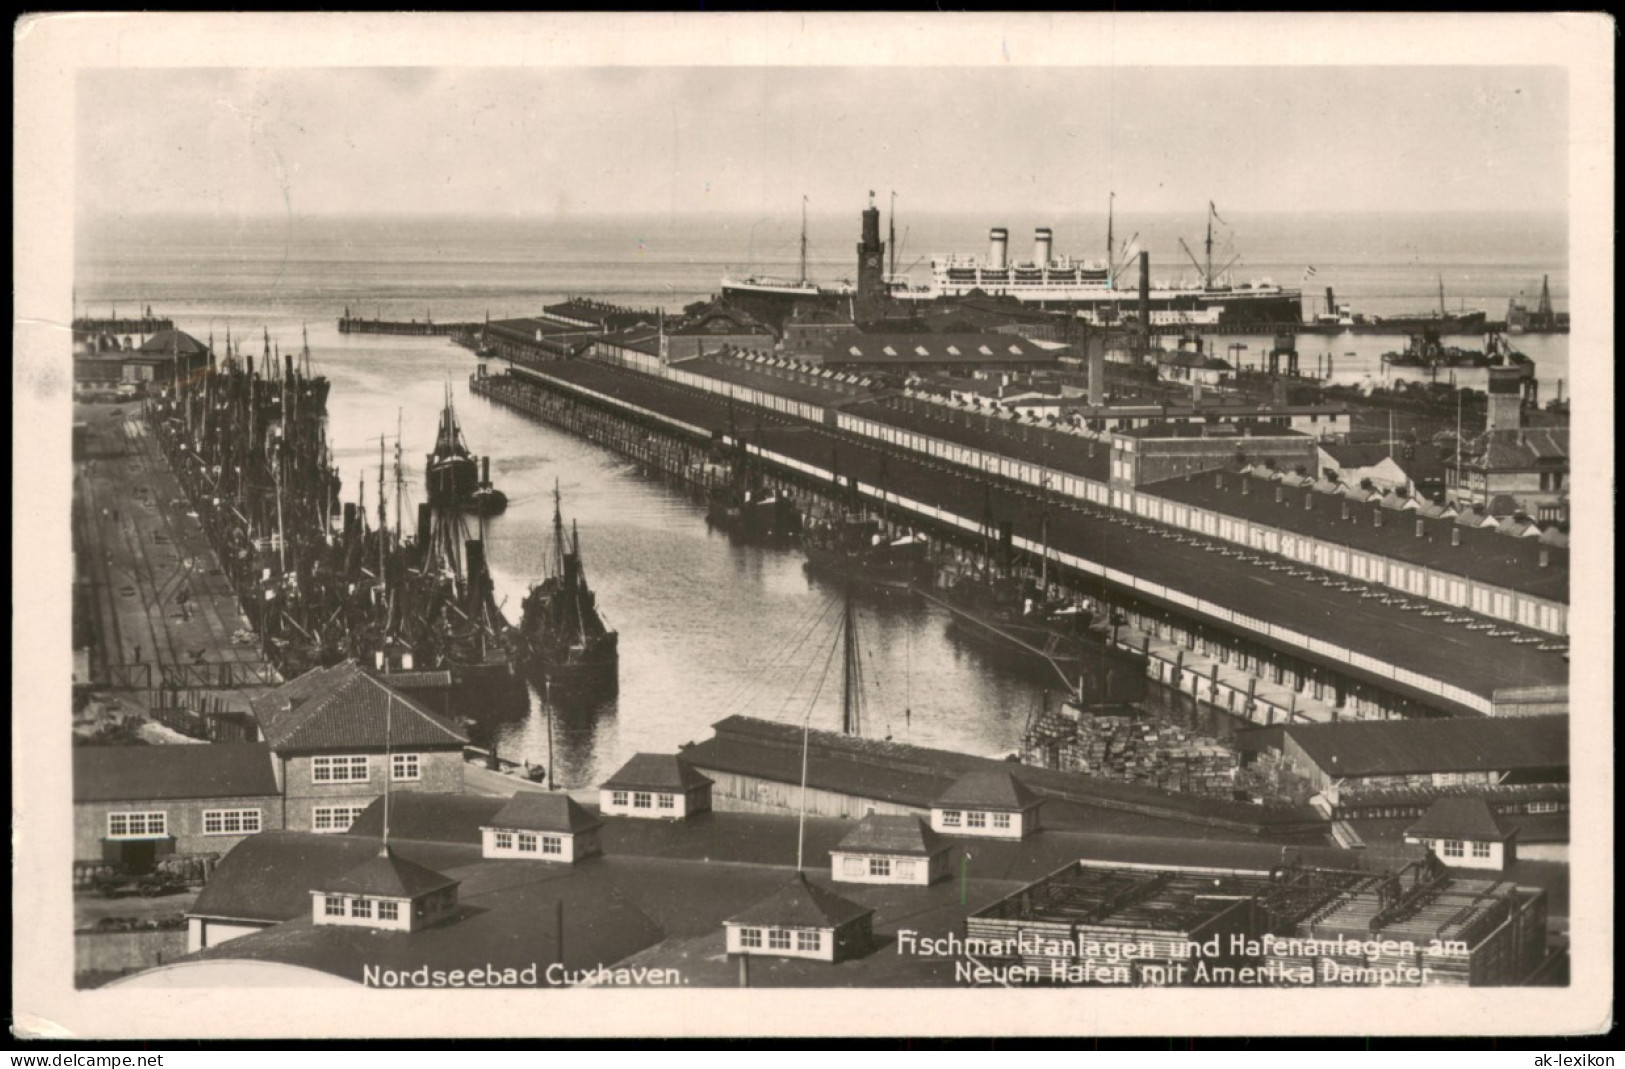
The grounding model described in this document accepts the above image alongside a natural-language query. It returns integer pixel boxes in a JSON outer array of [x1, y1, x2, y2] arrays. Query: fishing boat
[[426, 384, 508, 517], [802, 514, 932, 593], [1382, 328, 1534, 370], [704, 436, 803, 543], [519, 483, 619, 693]]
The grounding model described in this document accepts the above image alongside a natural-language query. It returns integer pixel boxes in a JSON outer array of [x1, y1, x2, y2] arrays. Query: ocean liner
[[889, 202, 1302, 326]]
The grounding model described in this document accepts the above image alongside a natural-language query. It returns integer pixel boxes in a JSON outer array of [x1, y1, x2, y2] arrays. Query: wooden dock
[[73, 402, 280, 710]]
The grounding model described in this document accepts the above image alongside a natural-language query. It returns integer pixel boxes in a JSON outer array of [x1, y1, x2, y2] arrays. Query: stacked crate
[[1054, 714, 1239, 798]]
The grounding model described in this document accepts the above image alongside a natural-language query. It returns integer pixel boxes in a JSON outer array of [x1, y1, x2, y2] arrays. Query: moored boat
[[520, 483, 619, 693]]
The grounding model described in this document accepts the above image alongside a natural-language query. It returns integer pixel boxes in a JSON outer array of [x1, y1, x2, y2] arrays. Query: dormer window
[[946, 346, 962, 357], [915, 346, 930, 357], [883, 346, 897, 357], [979, 346, 993, 356]]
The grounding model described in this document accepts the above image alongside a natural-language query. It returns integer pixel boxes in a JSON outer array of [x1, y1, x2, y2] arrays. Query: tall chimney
[[1087, 333, 1105, 408], [1451, 527, 1460, 546], [988, 228, 1009, 271], [1326, 286, 1336, 315], [1138, 251, 1151, 327], [1033, 227, 1053, 265]]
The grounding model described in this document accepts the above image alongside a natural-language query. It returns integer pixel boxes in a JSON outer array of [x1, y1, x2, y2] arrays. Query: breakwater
[[337, 315, 479, 337]]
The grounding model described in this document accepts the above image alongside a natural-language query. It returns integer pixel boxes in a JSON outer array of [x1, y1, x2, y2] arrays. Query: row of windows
[[313, 805, 368, 833], [323, 895, 402, 921], [107, 812, 166, 838], [1419, 838, 1494, 859], [609, 790, 676, 810], [492, 831, 563, 855], [841, 856, 918, 879], [738, 927, 821, 952], [939, 810, 1011, 830], [311, 754, 422, 783], [202, 809, 262, 835]]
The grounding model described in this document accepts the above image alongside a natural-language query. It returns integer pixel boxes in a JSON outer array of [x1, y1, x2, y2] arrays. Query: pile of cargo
[[1234, 746, 1317, 806], [1026, 710, 1239, 797]]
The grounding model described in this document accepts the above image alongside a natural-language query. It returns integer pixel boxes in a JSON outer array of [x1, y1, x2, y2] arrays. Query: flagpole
[[383, 693, 393, 846]]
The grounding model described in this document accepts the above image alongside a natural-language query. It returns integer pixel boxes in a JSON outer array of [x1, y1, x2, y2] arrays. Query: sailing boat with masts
[[519, 482, 619, 693]]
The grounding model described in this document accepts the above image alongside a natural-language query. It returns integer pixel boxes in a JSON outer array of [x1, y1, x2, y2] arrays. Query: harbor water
[[74, 211, 1571, 784]]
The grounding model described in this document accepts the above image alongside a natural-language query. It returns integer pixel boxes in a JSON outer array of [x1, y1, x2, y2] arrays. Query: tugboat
[[520, 483, 619, 693], [1382, 328, 1534, 371], [426, 384, 508, 517]]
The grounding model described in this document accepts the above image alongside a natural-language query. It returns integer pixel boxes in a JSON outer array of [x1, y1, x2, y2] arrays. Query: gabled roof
[[1406, 797, 1516, 842], [601, 753, 714, 792], [73, 743, 278, 803], [190, 832, 399, 923], [317, 844, 459, 899], [835, 814, 949, 858], [725, 872, 873, 930], [1465, 428, 1569, 470], [486, 791, 603, 834], [933, 768, 1041, 812], [249, 662, 468, 752]]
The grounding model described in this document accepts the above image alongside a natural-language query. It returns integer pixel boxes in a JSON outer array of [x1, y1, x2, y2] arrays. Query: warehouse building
[[1276, 715, 1567, 795]]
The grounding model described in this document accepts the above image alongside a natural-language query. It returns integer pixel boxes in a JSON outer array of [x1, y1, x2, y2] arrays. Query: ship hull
[[802, 540, 931, 593]]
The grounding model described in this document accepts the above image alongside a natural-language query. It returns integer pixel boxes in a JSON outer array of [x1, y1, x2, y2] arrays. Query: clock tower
[[855, 192, 887, 315]]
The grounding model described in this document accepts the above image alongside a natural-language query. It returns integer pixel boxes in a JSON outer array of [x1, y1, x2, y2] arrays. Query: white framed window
[[494, 831, 514, 851], [966, 811, 987, 829], [768, 929, 792, 951], [796, 930, 821, 952], [992, 812, 1011, 830], [739, 928, 762, 949], [391, 753, 421, 781], [313, 755, 369, 783], [842, 857, 864, 877], [324, 895, 344, 917], [633, 792, 652, 809], [1443, 840, 1464, 858], [611, 791, 628, 807], [378, 901, 400, 922], [351, 898, 372, 919], [203, 809, 262, 835], [1471, 842, 1492, 859], [541, 835, 562, 856], [868, 857, 891, 878], [312, 806, 367, 833], [107, 811, 167, 839], [895, 860, 917, 880], [1527, 801, 1561, 814], [941, 810, 962, 827], [518, 833, 538, 853], [658, 793, 675, 810]]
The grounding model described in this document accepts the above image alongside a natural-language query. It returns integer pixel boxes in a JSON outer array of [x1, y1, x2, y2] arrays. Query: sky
[[76, 65, 1569, 218]]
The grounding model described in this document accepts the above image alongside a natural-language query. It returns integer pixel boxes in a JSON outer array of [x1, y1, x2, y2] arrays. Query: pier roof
[[1283, 715, 1567, 779], [1144, 470, 1568, 601], [819, 333, 1058, 368], [73, 743, 278, 803], [250, 661, 469, 752]]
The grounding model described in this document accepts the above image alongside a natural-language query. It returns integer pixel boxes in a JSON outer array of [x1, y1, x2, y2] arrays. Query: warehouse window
[[494, 831, 514, 851], [518, 833, 538, 853], [108, 812, 167, 839], [868, 858, 891, 878], [611, 791, 628, 807], [992, 813, 1011, 830], [633, 792, 652, 809], [1443, 840, 1464, 858], [966, 811, 986, 829], [768, 930, 792, 951], [739, 928, 762, 948], [351, 898, 373, 919], [312, 806, 367, 833], [797, 931, 822, 952], [313, 755, 369, 783], [378, 901, 400, 922], [941, 810, 962, 827], [658, 793, 675, 810], [541, 836, 562, 856], [324, 896, 344, 917], [203, 809, 262, 835]]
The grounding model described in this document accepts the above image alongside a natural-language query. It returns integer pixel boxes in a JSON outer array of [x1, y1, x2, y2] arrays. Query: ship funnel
[[1033, 228, 1053, 266], [989, 228, 1009, 270], [1326, 287, 1336, 315]]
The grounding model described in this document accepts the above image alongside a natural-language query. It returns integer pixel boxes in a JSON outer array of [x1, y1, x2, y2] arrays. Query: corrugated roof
[[933, 768, 1041, 811], [1285, 716, 1568, 778], [249, 662, 468, 752], [318, 845, 459, 899], [486, 792, 603, 834], [73, 743, 278, 803], [1405, 797, 1516, 842], [601, 753, 714, 792], [835, 814, 949, 857], [725, 872, 873, 929]]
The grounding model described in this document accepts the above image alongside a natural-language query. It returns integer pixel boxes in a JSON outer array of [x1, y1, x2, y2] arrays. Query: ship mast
[[1205, 201, 1215, 289], [394, 409, 404, 541], [551, 479, 566, 580], [888, 191, 897, 279], [1106, 192, 1115, 290], [378, 434, 388, 593], [841, 581, 861, 738], [798, 195, 809, 287], [1438, 274, 1447, 317]]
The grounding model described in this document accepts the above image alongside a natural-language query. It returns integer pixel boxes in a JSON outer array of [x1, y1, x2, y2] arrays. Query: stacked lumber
[[1051, 713, 1239, 798]]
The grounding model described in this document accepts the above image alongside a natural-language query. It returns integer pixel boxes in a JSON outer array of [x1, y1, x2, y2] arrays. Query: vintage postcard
[[12, 12, 1613, 1040]]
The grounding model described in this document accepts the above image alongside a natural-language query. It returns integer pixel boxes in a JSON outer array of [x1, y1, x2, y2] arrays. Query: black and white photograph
[[12, 12, 1612, 1040]]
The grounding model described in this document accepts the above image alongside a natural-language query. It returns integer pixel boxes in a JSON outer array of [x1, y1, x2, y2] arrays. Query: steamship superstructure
[[893, 207, 1303, 326]]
